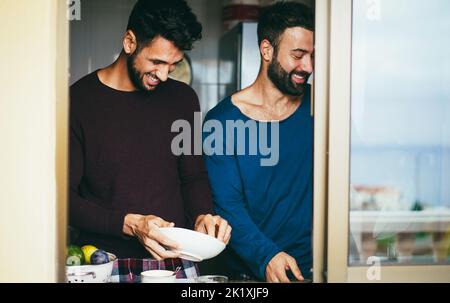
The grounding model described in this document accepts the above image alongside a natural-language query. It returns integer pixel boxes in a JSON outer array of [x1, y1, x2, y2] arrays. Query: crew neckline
[[94, 69, 146, 95], [228, 95, 305, 124]]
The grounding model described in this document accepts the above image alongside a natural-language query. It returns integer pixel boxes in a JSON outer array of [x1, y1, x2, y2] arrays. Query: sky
[[350, 0, 450, 207]]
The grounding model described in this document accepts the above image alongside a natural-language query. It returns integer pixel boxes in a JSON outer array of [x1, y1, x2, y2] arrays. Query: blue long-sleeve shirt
[[202, 87, 313, 280]]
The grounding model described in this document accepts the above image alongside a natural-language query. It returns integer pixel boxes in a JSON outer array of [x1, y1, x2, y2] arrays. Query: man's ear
[[260, 39, 274, 63], [123, 30, 138, 55]]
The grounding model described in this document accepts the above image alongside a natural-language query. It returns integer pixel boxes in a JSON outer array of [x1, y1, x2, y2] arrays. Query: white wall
[[0, 0, 68, 282]]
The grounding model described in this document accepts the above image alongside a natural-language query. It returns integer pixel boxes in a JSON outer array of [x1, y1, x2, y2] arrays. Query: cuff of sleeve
[[258, 248, 282, 281], [108, 210, 130, 239]]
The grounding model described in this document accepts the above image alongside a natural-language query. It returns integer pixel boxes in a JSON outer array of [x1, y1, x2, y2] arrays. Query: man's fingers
[[145, 238, 179, 259], [149, 228, 180, 250], [159, 221, 175, 228], [216, 218, 228, 242], [268, 273, 280, 283], [204, 215, 216, 237], [152, 217, 172, 228], [275, 268, 291, 283], [224, 225, 232, 244], [158, 235, 180, 250], [195, 222, 207, 234], [144, 246, 162, 261], [286, 257, 304, 281]]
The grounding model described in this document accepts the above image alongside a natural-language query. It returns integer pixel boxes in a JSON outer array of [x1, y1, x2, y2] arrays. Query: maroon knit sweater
[[69, 71, 213, 258]]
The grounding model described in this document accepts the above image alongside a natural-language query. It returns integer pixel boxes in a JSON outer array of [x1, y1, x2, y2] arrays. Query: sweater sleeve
[[69, 106, 128, 238], [202, 115, 282, 281]]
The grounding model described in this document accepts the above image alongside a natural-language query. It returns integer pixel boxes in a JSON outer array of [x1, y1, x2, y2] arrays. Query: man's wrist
[[122, 213, 142, 236], [262, 249, 283, 280]]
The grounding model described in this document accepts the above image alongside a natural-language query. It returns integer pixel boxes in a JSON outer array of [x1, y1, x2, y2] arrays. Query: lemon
[[81, 245, 98, 264]]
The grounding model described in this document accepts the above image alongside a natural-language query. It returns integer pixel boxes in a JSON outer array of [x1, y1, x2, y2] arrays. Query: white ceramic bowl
[[159, 227, 226, 262], [65, 253, 116, 283], [141, 270, 176, 283]]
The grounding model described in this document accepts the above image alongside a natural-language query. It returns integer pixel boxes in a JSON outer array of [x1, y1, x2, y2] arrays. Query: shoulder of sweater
[[69, 71, 99, 109], [204, 96, 236, 122], [70, 71, 97, 95], [161, 78, 200, 109], [162, 78, 196, 98]]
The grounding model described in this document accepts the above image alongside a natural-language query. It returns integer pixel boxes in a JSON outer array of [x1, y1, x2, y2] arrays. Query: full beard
[[267, 57, 310, 97], [127, 51, 153, 92]]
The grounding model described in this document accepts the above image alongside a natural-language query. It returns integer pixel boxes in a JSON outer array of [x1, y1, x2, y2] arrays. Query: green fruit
[[66, 245, 85, 266], [81, 245, 98, 264]]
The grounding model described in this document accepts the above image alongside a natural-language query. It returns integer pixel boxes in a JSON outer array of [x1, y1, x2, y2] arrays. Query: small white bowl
[[141, 270, 176, 283]]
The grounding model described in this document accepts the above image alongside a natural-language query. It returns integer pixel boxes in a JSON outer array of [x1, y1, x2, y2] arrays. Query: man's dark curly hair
[[257, 1, 314, 52], [127, 0, 202, 51]]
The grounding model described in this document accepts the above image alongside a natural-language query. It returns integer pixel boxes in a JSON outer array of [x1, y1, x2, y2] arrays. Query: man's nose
[[156, 66, 170, 82], [301, 55, 314, 74]]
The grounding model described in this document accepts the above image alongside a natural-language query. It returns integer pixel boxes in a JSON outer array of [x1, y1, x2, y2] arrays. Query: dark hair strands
[[127, 0, 202, 51], [257, 1, 314, 51]]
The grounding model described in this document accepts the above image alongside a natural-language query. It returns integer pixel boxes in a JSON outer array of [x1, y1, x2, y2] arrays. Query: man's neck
[[251, 70, 302, 112], [97, 51, 137, 92]]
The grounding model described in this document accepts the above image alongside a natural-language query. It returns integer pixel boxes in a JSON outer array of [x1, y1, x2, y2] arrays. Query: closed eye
[[151, 60, 165, 65]]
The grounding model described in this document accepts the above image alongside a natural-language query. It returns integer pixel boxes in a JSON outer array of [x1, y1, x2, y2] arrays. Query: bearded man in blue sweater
[[203, 2, 314, 283]]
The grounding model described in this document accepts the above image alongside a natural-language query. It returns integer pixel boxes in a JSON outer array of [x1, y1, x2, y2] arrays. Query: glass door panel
[[349, 0, 450, 266]]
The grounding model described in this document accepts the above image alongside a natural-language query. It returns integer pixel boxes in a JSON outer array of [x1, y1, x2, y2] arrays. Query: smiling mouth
[[292, 73, 306, 84], [146, 73, 160, 86]]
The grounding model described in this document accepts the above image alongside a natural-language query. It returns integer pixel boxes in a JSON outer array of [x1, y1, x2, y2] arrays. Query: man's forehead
[[279, 27, 314, 52], [141, 38, 184, 61]]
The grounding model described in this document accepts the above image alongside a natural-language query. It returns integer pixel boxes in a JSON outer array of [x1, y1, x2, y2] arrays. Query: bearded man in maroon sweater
[[69, 0, 231, 278]]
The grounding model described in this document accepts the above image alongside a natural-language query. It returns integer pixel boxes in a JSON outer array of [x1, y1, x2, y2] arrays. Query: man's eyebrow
[[174, 58, 184, 65], [148, 58, 168, 64], [148, 58, 184, 65], [291, 48, 308, 53]]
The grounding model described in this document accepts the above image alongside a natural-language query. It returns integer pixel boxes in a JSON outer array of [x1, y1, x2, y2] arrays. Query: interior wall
[[0, 0, 68, 282], [69, 0, 136, 85]]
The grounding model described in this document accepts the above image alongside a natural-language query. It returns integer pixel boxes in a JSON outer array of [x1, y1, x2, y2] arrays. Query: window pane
[[349, 0, 450, 266]]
